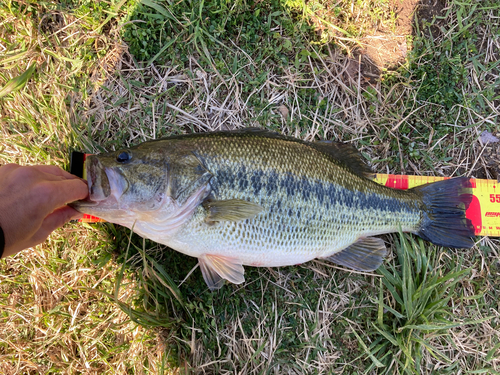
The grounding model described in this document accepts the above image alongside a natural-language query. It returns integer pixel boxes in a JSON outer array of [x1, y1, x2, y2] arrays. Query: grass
[[370, 234, 492, 373], [1, 0, 500, 373]]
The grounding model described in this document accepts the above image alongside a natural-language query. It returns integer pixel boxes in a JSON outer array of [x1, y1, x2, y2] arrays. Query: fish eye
[[116, 151, 131, 163]]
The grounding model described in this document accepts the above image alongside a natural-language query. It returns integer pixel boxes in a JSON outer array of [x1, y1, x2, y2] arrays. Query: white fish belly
[[164, 216, 361, 267]]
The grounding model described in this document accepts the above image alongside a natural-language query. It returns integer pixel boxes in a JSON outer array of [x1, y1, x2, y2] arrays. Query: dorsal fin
[[232, 127, 279, 135], [154, 128, 373, 180], [311, 141, 374, 179], [236, 130, 374, 179]]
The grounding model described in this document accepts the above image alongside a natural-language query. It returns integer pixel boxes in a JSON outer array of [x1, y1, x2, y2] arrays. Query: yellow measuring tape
[[375, 174, 499, 237]]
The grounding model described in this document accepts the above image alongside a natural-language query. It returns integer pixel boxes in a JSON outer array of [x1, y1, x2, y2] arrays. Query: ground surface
[[0, 0, 499, 374]]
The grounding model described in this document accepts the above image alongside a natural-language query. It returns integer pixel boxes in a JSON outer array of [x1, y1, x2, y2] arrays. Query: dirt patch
[[417, 0, 447, 38], [342, 56, 380, 85], [357, 0, 418, 70], [344, 0, 447, 84], [394, 0, 420, 34]]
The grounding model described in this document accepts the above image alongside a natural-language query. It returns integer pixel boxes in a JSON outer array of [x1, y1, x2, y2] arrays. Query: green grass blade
[[142, 0, 179, 23], [350, 324, 385, 368], [372, 322, 399, 347], [0, 50, 30, 64], [0, 64, 35, 98], [148, 255, 185, 308], [485, 342, 500, 361]]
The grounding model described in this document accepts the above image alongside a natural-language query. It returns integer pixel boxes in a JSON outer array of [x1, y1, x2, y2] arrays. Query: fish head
[[73, 146, 171, 218]]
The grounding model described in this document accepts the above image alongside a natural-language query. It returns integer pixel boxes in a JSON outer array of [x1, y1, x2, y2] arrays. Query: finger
[[33, 165, 82, 180], [43, 179, 89, 209], [6, 165, 69, 186], [0, 163, 21, 171], [30, 206, 82, 245]]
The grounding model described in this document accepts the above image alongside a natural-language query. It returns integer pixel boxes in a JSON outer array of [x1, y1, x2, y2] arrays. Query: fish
[[72, 128, 475, 290]]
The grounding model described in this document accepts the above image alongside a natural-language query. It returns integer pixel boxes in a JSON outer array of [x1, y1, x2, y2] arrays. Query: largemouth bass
[[72, 129, 474, 290]]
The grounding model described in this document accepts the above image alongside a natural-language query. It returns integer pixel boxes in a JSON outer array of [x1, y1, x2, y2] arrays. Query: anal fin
[[324, 237, 387, 272], [199, 254, 245, 291]]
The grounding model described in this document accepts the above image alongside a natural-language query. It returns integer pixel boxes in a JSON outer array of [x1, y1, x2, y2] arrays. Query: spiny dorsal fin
[[312, 141, 374, 179], [199, 254, 245, 291], [324, 237, 387, 272], [205, 199, 263, 223], [234, 131, 374, 179], [232, 127, 280, 135]]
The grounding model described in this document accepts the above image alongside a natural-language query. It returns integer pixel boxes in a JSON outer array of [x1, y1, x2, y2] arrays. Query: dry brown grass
[[0, 4, 175, 374]]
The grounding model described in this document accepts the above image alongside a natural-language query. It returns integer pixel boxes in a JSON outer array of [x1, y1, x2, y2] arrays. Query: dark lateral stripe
[[213, 167, 416, 214]]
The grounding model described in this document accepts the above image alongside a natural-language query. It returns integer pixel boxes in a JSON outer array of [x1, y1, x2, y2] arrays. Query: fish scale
[[72, 129, 474, 290], [160, 133, 421, 264]]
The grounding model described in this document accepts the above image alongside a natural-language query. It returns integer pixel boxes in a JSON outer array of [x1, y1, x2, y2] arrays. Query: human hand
[[0, 164, 88, 258]]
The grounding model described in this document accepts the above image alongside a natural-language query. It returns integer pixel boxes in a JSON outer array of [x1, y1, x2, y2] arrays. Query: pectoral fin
[[199, 254, 245, 291], [205, 199, 263, 223], [324, 237, 387, 272]]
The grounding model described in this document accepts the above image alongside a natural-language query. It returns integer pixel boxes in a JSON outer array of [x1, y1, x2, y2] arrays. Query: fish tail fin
[[412, 177, 475, 248]]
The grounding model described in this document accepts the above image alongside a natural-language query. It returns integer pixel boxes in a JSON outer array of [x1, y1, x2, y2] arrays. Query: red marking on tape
[[466, 195, 482, 235], [80, 214, 105, 223], [385, 175, 409, 189]]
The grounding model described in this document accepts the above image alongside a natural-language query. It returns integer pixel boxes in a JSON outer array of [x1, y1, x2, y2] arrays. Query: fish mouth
[[71, 156, 128, 209], [87, 156, 111, 202]]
